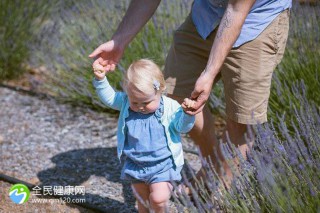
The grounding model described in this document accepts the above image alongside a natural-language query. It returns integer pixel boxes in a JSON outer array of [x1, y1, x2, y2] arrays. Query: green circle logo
[[9, 184, 30, 204]]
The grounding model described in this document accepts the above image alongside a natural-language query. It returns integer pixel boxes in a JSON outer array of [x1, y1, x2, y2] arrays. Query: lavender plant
[[268, 2, 320, 124], [173, 81, 320, 212], [0, 0, 54, 80], [33, 0, 191, 110]]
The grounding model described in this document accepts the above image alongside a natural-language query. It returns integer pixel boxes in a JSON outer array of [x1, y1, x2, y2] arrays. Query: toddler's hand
[[93, 63, 107, 81], [182, 98, 196, 112]]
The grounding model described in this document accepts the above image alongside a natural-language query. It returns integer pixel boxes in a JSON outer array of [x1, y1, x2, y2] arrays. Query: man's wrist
[[111, 35, 129, 50], [204, 68, 218, 81]]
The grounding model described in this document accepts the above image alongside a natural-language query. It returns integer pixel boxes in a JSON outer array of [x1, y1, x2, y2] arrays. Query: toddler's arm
[[172, 109, 195, 133], [92, 64, 125, 111]]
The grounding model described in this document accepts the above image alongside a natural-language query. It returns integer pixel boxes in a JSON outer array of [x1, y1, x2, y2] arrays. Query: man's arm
[[89, 0, 161, 71], [188, 0, 256, 115], [112, 0, 161, 47], [206, 0, 256, 77]]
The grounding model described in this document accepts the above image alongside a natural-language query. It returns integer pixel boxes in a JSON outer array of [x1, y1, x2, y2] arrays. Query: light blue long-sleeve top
[[192, 0, 292, 47], [93, 77, 195, 167]]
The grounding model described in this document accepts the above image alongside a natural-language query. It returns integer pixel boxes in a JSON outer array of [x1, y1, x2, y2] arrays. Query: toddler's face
[[127, 85, 160, 114]]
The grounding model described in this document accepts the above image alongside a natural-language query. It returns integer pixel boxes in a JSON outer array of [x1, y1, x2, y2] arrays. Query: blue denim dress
[[120, 97, 182, 184]]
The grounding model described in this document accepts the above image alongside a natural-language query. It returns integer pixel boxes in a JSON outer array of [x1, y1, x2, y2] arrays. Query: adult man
[[89, 0, 291, 186]]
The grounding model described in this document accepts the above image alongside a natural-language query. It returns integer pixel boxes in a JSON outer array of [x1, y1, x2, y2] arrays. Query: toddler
[[93, 59, 195, 213]]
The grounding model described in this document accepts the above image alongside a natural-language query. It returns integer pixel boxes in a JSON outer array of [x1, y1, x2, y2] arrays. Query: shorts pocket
[[274, 9, 290, 54]]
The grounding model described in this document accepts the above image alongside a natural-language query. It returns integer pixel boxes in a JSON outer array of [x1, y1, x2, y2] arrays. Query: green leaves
[[34, 0, 191, 109], [0, 0, 54, 80]]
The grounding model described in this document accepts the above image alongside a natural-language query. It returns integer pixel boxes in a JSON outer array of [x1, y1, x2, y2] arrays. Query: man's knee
[[226, 118, 247, 132]]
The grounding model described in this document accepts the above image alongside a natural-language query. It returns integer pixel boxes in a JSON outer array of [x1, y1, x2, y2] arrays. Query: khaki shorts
[[164, 9, 290, 124]]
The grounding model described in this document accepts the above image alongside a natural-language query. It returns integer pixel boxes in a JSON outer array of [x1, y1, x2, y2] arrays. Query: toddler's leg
[[132, 183, 150, 213], [149, 182, 173, 213]]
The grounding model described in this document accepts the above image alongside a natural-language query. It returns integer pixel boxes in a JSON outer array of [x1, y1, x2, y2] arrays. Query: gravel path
[[0, 87, 201, 212]]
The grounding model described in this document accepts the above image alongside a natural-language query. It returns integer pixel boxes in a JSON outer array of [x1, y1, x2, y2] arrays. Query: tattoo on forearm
[[217, 9, 233, 38]]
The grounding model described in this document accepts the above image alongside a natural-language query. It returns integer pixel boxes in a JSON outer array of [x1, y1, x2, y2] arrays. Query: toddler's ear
[[162, 85, 167, 93]]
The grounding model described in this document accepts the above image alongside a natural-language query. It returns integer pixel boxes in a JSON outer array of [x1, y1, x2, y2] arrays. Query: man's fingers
[[184, 103, 205, 115], [193, 98, 205, 109], [190, 105, 205, 115], [101, 60, 108, 66], [184, 90, 207, 115], [110, 64, 116, 71], [89, 47, 103, 58]]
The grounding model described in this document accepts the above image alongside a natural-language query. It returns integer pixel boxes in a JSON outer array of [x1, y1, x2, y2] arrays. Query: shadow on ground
[[37, 147, 137, 213]]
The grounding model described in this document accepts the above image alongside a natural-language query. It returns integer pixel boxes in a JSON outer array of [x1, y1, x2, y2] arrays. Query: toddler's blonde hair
[[123, 59, 166, 95]]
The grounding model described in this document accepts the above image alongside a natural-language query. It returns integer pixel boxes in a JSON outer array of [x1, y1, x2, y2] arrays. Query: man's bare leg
[[223, 118, 253, 158], [169, 95, 217, 160], [220, 118, 253, 186], [169, 95, 218, 177], [132, 183, 150, 213], [189, 106, 218, 162]]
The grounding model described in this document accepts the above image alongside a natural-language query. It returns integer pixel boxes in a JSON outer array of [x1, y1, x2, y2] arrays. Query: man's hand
[[182, 98, 196, 112], [185, 71, 214, 115], [89, 40, 124, 73], [88, 0, 161, 73]]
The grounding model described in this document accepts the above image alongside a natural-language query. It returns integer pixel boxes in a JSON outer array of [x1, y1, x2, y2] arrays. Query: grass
[[268, 2, 320, 126], [0, 0, 54, 80]]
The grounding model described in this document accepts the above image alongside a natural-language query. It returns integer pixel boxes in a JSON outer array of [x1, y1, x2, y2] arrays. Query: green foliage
[[0, 0, 53, 80], [268, 4, 320, 124], [176, 88, 320, 212], [34, 0, 190, 110], [4, 0, 319, 210]]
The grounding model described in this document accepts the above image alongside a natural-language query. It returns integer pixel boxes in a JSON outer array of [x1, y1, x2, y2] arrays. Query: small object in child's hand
[[93, 64, 104, 73]]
